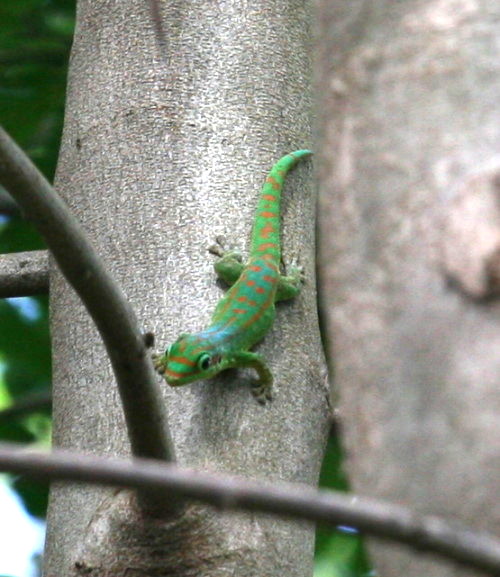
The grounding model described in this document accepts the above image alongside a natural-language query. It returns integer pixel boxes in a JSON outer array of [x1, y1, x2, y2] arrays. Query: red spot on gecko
[[255, 286, 266, 294], [249, 264, 262, 272], [232, 308, 247, 314], [246, 279, 256, 286], [260, 223, 274, 238], [262, 194, 275, 201], [261, 211, 277, 218], [262, 275, 277, 283], [237, 296, 257, 306], [266, 176, 281, 190], [257, 242, 277, 252]]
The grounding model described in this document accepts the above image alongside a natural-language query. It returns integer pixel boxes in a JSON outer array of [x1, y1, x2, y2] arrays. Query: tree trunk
[[316, 1, 500, 576], [44, 1, 328, 576]]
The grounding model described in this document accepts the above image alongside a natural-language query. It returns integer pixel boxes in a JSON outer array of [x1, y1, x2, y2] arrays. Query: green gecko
[[154, 149, 312, 403]]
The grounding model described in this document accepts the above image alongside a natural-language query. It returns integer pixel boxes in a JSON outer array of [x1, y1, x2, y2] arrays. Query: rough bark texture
[[0, 250, 48, 298], [44, 1, 329, 576], [316, 1, 499, 576]]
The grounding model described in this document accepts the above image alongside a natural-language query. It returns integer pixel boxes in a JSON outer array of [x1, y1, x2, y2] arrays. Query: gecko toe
[[251, 383, 273, 405]]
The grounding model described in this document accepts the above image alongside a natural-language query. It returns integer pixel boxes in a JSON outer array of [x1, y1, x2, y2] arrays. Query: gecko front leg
[[209, 236, 245, 286], [228, 350, 273, 404]]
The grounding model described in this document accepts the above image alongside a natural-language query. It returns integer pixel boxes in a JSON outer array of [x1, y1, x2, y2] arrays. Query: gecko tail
[[250, 150, 313, 260]]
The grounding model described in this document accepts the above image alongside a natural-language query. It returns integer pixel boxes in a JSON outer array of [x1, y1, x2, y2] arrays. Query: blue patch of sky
[[0, 478, 45, 577], [6, 297, 42, 322]]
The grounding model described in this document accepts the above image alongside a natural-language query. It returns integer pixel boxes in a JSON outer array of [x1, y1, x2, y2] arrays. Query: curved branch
[[0, 127, 175, 508], [0, 250, 49, 297], [0, 188, 20, 215], [0, 443, 498, 575]]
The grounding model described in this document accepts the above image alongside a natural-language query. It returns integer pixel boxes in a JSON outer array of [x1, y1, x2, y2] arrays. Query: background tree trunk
[[44, 1, 329, 576], [316, 1, 499, 576]]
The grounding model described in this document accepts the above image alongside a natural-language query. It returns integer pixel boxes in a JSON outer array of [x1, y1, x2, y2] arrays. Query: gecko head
[[157, 333, 224, 386]]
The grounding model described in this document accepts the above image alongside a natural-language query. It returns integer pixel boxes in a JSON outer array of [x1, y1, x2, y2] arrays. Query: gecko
[[153, 149, 312, 403]]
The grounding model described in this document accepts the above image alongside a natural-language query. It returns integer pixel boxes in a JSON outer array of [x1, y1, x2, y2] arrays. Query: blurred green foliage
[[0, 0, 75, 252], [315, 432, 373, 577], [0, 0, 75, 521], [0, 0, 74, 178]]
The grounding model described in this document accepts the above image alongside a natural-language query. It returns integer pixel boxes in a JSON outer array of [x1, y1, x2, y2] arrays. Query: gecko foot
[[251, 382, 273, 405], [208, 235, 226, 257], [284, 257, 305, 283], [211, 236, 245, 286], [208, 235, 229, 257], [208, 235, 242, 261], [152, 352, 166, 376]]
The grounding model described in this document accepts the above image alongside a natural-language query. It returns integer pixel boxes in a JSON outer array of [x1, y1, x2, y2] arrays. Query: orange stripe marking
[[169, 356, 196, 367], [166, 367, 195, 379]]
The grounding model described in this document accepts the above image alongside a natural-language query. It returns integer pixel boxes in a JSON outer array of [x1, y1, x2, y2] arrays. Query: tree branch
[[0, 443, 498, 575], [0, 188, 20, 215], [0, 250, 49, 298], [0, 126, 175, 512]]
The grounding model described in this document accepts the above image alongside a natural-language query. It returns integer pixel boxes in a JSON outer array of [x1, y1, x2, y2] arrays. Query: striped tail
[[250, 149, 313, 261]]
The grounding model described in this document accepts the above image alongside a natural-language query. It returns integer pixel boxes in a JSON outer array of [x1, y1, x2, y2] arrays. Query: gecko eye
[[197, 353, 211, 371]]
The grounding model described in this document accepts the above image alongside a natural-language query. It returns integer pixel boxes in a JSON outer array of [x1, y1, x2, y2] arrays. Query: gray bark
[[44, 1, 329, 576], [316, 1, 500, 576], [0, 250, 48, 298]]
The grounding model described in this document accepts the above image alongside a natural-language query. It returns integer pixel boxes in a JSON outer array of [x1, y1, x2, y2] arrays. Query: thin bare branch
[[0, 126, 175, 512], [0, 250, 49, 298], [0, 443, 498, 575]]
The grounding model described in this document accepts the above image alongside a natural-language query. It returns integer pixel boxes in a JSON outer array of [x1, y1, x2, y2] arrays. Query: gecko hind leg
[[275, 259, 304, 302]]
